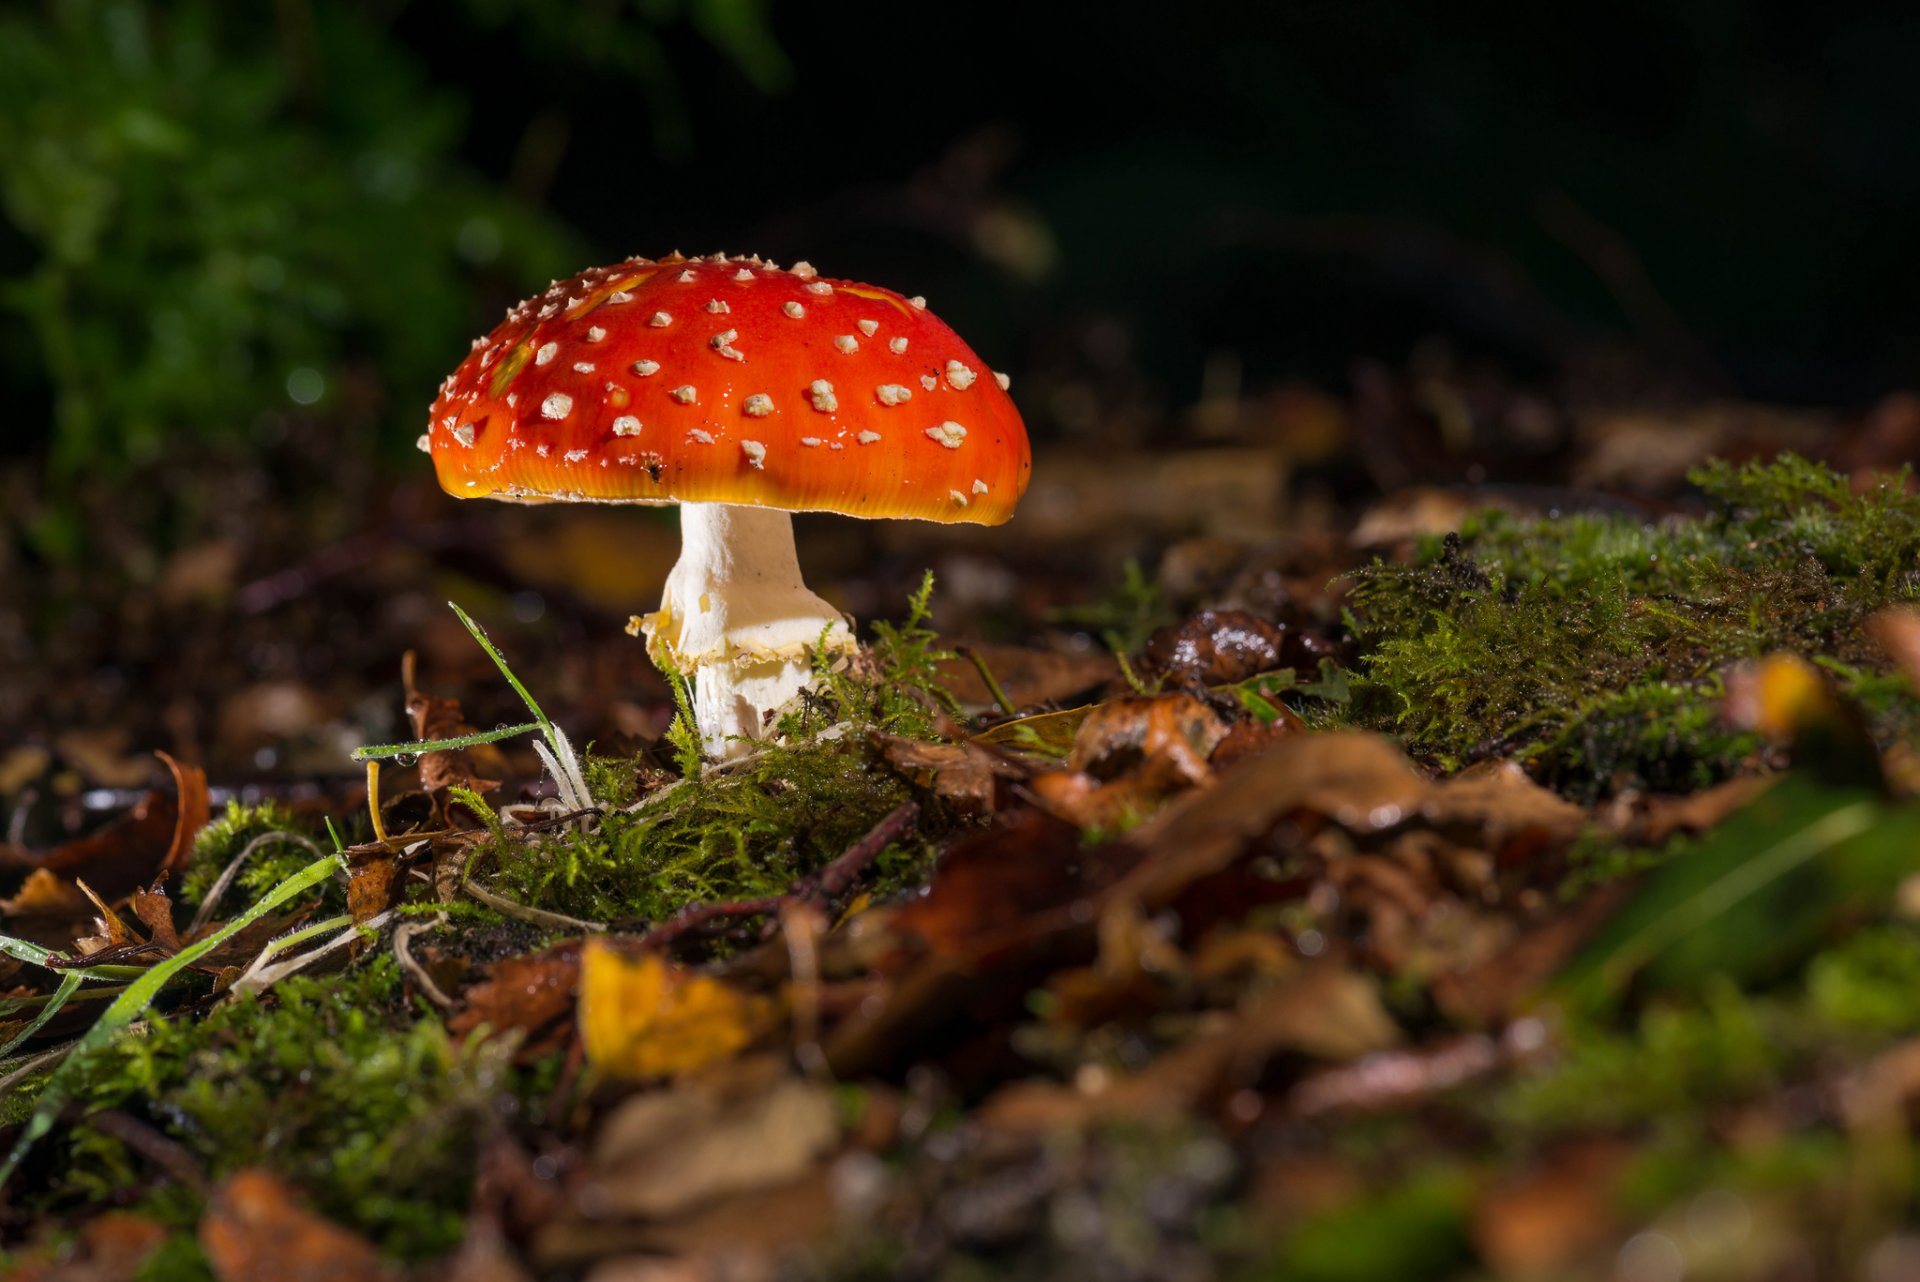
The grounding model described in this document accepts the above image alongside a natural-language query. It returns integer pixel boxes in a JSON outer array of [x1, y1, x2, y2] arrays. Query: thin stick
[[634, 801, 920, 952], [804, 801, 919, 903], [393, 916, 456, 1010], [188, 831, 327, 937], [637, 896, 787, 951], [462, 878, 606, 934], [957, 645, 1018, 717]]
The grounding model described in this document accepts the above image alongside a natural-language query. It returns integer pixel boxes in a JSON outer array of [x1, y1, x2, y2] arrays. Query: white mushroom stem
[[634, 502, 854, 760]]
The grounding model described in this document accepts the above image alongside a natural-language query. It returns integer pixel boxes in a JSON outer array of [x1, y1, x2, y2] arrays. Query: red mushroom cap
[[424, 253, 1031, 525]]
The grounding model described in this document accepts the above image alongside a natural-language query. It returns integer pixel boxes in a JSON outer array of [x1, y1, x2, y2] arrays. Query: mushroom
[[423, 253, 1031, 759]]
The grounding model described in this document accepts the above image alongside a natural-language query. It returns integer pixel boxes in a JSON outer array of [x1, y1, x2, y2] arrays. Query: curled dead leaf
[[199, 1169, 397, 1282]]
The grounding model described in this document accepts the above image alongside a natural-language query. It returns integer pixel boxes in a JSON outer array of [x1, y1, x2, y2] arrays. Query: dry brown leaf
[[406, 659, 505, 801], [876, 735, 1023, 816], [3, 1211, 169, 1282], [31, 789, 179, 908], [71, 878, 138, 956], [153, 751, 209, 880], [579, 939, 773, 1079], [131, 883, 181, 953], [983, 964, 1400, 1134], [346, 854, 398, 926], [199, 1169, 397, 1282], [1110, 732, 1430, 914], [451, 941, 582, 1059], [1066, 693, 1226, 781], [585, 1073, 840, 1220], [1421, 761, 1585, 866], [1471, 1142, 1632, 1280]]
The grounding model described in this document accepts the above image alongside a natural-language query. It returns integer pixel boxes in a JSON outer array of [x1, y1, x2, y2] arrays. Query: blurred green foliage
[[0, 0, 782, 482]]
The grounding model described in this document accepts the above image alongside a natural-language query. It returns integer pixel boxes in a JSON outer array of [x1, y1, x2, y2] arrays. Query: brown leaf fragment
[[1208, 712, 1304, 771], [1421, 761, 1585, 866], [199, 1169, 398, 1282], [1471, 1141, 1632, 1281], [1870, 605, 1920, 689], [1631, 775, 1775, 846], [406, 655, 504, 801], [1141, 608, 1289, 685], [4, 1211, 169, 1282], [1110, 732, 1429, 914], [71, 878, 137, 955], [346, 853, 398, 926], [1066, 693, 1226, 782], [450, 941, 582, 1059], [1, 868, 92, 925], [877, 735, 1024, 816], [982, 965, 1400, 1134], [153, 751, 210, 879], [35, 789, 178, 907], [130, 882, 181, 953], [584, 1073, 841, 1220], [1026, 693, 1229, 829]]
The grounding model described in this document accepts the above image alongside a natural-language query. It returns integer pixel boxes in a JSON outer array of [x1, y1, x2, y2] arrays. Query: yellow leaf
[[578, 939, 772, 1079]]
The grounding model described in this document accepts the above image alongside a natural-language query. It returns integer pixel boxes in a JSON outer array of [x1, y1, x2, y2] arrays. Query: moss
[[1502, 982, 1782, 1137], [488, 736, 933, 926], [20, 957, 532, 1263], [1346, 455, 1920, 796], [1246, 1167, 1475, 1282], [1502, 925, 1920, 1140], [177, 800, 319, 907], [486, 573, 966, 927]]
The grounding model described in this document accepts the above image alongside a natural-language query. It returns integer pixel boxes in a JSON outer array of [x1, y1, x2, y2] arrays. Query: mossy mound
[[1346, 455, 1920, 797], [12, 958, 541, 1266]]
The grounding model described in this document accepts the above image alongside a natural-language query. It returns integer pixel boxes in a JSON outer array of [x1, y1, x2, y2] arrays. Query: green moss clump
[[488, 573, 962, 926], [1250, 1167, 1475, 1282], [489, 737, 928, 926], [1347, 455, 1920, 796], [24, 957, 526, 1263], [177, 800, 317, 907]]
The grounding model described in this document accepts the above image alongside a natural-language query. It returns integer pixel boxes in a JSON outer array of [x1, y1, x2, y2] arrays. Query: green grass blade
[[448, 601, 553, 737], [0, 972, 83, 1061], [0, 851, 344, 1187], [350, 721, 541, 762]]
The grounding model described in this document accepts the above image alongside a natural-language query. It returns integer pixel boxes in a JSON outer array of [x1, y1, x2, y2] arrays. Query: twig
[[393, 915, 456, 1010], [225, 911, 391, 1000], [957, 645, 1018, 717], [88, 1108, 210, 1194], [188, 831, 328, 936], [636, 896, 787, 951], [0, 1042, 80, 1096], [462, 879, 606, 934], [803, 801, 920, 904], [633, 801, 920, 951]]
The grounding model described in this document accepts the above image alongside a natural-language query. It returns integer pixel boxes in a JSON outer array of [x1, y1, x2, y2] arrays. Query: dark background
[[6, 0, 1920, 480]]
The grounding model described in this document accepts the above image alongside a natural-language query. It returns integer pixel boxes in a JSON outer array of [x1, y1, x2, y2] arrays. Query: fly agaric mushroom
[[423, 252, 1031, 758]]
